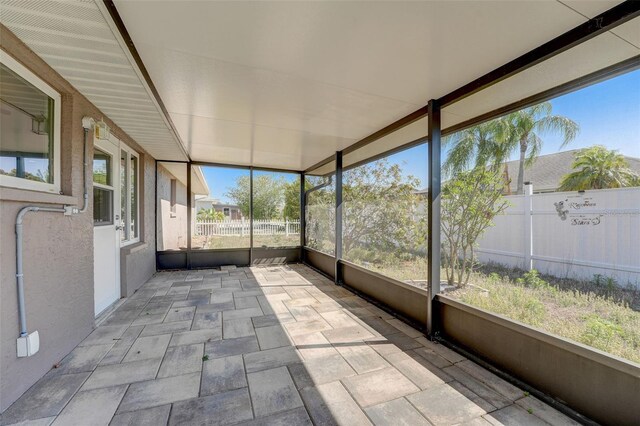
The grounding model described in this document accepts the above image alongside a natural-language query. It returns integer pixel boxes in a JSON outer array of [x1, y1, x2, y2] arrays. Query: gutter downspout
[[304, 175, 333, 197], [14, 117, 94, 357]]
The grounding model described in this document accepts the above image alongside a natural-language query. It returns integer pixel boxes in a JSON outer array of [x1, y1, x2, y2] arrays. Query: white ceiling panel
[[613, 18, 640, 48], [561, 1, 640, 47], [561, 1, 624, 19], [113, 0, 602, 170], [177, 113, 354, 170], [4, 0, 632, 169], [0, 0, 188, 161]]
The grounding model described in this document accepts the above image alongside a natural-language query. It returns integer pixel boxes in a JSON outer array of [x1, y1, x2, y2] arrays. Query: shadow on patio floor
[[0, 264, 578, 425]]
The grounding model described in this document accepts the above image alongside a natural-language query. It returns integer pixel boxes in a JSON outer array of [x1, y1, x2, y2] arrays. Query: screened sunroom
[[0, 1, 638, 425]]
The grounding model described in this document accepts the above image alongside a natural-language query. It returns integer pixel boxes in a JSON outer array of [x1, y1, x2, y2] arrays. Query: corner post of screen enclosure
[[300, 172, 306, 262], [335, 151, 343, 284], [249, 167, 254, 265], [187, 162, 192, 269], [427, 99, 441, 335]]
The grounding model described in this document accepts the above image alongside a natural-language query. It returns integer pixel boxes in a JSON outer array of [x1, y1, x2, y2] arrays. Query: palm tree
[[503, 102, 579, 194], [558, 145, 640, 191], [443, 120, 509, 178], [197, 208, 224, 221], [444, 101, 579, 194]]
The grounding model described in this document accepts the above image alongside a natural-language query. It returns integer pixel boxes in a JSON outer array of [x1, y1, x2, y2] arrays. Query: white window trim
[[0, 50, 61, 194], [119, 139, 140, 247]]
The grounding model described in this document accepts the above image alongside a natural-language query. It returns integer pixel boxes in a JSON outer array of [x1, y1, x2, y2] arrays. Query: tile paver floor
[[1, 264, 580, 426]]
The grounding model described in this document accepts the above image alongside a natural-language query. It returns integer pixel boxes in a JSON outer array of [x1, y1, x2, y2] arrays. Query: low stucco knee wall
[[303, 249, 429, 328], [303, 247, 335, 279], [340, 260, 428, 328], [437, 295, 640, 426]]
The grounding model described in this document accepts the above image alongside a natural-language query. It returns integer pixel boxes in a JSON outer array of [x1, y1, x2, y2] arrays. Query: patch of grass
[[192, 234, 300, 250], [449, 268, 640, 364], [362, 256, 429, 283]]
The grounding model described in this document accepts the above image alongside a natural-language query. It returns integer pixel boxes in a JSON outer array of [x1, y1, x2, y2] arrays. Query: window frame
[[92, 139, 116, 227], [118, 140, 140, 247], [0, 51, 61, 194]]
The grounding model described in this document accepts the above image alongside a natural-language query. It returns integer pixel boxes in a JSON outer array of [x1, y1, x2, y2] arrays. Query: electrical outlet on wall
[[17, 331, 39, 357]]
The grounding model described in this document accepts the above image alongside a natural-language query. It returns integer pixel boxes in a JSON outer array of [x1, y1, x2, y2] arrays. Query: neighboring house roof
[[415, 149, 640, 194], [162, 163, 209, 195], [212, 204, 242, 209], [502, 150, 640, 193], [195, 196, 219, 203], [194, 197, 242, 210]]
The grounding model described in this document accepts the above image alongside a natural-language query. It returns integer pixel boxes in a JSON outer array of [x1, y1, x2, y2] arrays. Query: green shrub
[[591, 274, 619, 297], [441, 168, 509, 287], [517, 270, 545, 288], [524, 299, 546, 319], [581, 316, 623, 350], [592, 274, 605, 287], [487, 272, 501, 284]]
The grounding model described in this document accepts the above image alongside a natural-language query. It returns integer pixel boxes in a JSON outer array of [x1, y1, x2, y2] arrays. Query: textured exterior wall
[[156, 164, 188, 251], [0, 25, 157, 411], [120, 153, 157, 297]]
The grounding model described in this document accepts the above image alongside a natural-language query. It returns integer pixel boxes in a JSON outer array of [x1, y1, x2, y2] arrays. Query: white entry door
[[93, 137, 121, 316]]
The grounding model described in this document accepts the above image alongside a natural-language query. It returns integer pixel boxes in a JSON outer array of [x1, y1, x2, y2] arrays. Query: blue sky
[[546, 69, 640, 157], [388, 68, 640, 189], [202, 167, 248, 203]]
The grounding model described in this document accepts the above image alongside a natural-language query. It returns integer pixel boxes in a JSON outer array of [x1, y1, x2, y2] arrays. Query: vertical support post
[[300, 172, 306, 262], [16, 156, 25, 178], [524, 182, 533, 271], [154, 160, 158, 271], [186, 162, 192, 269], [427, 99, 441, 335], [249, 167, 254, 266], [335, 151, 343, 284]]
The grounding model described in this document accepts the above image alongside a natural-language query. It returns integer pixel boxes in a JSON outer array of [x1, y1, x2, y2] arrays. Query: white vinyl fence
[[196, 219, 300, 237], [476, 184, 640, 288]]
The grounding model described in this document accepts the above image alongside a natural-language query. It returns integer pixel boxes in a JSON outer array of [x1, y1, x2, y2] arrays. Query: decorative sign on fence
[[476, 186, 639, 286], [554, 195, 603, 226]]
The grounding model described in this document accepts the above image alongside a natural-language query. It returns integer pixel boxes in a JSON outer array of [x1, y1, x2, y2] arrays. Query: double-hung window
[[119, 143, 140, 245], [0, 51, 61, 194]]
